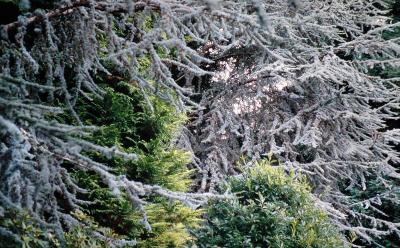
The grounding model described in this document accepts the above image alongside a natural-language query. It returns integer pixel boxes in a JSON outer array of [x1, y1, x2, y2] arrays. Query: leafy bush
[[192, 159, 348, 248]]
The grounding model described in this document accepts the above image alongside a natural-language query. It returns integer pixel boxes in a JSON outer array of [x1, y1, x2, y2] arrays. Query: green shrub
[[192, 159, 348, 248]]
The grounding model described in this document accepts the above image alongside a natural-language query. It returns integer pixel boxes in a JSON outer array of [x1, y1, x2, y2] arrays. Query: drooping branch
[[1, 0, 160, 34], [1, 0, 399, 245]]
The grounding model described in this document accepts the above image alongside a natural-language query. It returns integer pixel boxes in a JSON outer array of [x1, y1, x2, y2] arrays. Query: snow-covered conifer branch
[[1, 0, 400, 245], [183, 0, 400, 243]]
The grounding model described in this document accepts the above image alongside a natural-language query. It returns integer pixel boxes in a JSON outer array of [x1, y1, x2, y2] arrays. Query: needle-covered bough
[[0, 0, 399, 246]]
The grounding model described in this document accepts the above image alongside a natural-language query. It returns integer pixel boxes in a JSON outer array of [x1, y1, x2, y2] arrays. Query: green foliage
[[68, 81, 200, 247], [0, 208, 60, 248], [75, 82, 191, 187], [0, 205, 125, 248], [65, 210, 123, 248], [193, 160, 348, 248], [139, 200, 202, 247], [46, 17, 198, 244]]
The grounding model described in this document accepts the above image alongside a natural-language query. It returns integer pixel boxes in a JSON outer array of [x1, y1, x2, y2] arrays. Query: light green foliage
[[140, 200, 202, 247], [193, 160, 348, 248], [59, 12, 199, 245], [65, 210, 122, 248], [69, 81, 200, 247]]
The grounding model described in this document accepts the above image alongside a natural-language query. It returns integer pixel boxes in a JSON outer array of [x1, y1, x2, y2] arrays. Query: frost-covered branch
[[1, 0, 400, 245]]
